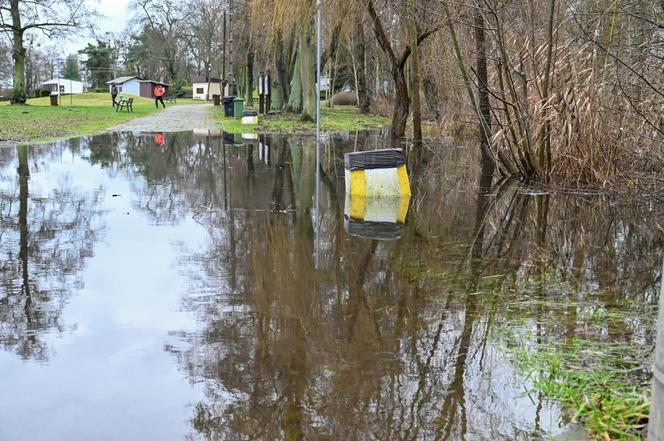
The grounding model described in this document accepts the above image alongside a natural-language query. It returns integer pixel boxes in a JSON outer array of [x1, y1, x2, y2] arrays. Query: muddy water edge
[[0, 130, 661, 440]]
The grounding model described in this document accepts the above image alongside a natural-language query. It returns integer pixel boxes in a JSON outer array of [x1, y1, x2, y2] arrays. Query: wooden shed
[[139, 80, 169, 98]]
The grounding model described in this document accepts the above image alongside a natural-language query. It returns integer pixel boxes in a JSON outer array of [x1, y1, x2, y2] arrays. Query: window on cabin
[[196, 88, 204, 94]]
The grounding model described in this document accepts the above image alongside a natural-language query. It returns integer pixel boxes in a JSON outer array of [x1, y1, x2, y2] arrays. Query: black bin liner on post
[[344, 148, 407, 171], [223, 96, 235, 117]]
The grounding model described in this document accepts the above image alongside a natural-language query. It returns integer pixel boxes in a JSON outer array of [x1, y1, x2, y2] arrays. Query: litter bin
[[223, 96, 235, 117], [50, 93, 58, 106], [212, 94, 220, 106], [233, 98, 245, 118]]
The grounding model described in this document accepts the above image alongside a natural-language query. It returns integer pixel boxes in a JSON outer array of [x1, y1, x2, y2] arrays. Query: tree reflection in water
[[42, 130, 661, 439], [0, 143, 105, 361]]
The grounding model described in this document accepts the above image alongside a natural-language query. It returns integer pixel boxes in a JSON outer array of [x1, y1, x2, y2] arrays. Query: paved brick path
[[108, 104, 217, 133]]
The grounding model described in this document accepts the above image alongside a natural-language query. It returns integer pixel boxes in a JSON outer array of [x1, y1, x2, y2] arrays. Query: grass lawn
[[215, 105, 390, 134], [0, 93, 207, 144]]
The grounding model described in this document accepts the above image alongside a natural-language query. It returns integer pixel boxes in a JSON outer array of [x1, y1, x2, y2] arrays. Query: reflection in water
[[344, 194, 410, 240], [144, 132, 661, 439], [0, 144, 105, 361], [0, 131, 661, 440]]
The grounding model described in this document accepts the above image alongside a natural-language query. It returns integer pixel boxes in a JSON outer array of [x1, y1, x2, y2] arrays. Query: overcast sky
[[60, 0, 132, 55]]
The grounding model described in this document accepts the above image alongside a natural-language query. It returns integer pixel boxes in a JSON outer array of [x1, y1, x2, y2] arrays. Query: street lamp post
[[315, 0, 322, 267], [207, 65, 212, 101], [56, 57, 61, 106]]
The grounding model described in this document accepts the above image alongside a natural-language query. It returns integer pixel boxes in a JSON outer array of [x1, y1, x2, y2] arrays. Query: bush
[[34, 88, 51, 98], [169, 78, 191, 98], [95, 88, 107, 93], [178, 86, 193, 98]]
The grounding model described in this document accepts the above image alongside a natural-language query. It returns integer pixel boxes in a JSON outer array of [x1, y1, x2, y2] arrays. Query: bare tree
[[366, 0, 439, 139], [0, 0, 95, 103], [0, 34, 11, 87], [130, 0, 190, 81]]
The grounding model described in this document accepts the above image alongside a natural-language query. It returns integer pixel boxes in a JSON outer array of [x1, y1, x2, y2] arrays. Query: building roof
[[139, 80, 170, 87], [192, 75, 222, 84], [42, 79, 84, 85], [106, 76, 139, 85]]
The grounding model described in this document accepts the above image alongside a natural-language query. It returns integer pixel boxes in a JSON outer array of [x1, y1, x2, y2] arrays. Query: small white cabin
[[106, 76, 141, 96], [192, 76, 224, 100], [42, 79, 84, 94]]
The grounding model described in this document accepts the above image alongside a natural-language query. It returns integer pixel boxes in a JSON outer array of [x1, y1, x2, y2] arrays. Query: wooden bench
[[166, 96, 177, 104], [116, 97, 134, 113]]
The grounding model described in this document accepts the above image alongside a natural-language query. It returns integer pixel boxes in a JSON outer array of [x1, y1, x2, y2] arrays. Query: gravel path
[[108, 104, 217, 133]]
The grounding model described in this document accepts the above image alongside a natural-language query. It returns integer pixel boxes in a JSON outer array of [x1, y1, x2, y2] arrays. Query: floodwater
[[0, 130, 661, 440]]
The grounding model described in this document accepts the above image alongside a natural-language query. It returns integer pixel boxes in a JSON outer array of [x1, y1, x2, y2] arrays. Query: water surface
[[0, 130, 661, 440]]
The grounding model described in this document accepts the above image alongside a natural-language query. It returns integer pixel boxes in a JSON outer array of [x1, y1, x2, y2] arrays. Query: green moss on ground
[[0, 93, 206, 144], [215, 105, 390, 134]]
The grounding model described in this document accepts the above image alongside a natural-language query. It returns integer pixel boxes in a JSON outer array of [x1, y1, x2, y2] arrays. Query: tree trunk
[[422, 75, 440, 120], [538, 0, 557, 181], [287, 52, 303, 114], [475, 3, 494, 174], [299, 24, 316, 122], [245, 43, 254, 107], [352, 12, 370, 114], [10, 0, 27, 104], [275, 33, 291, 107], [17, 145, 30, 294], [366, 0, 436, 139], [391, 67, 410, 139], [408, 2, 422, 144]]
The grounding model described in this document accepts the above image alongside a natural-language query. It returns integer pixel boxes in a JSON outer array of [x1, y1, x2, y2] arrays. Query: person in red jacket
[[154, 84, 166, 109]]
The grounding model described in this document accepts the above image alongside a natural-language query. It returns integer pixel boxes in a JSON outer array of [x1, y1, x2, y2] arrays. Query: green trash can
[[233, 98, 245, 118]]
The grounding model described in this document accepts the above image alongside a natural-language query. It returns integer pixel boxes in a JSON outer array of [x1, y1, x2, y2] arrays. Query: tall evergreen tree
[[62, 54, 81, 81], [79, 41, 112, 89]]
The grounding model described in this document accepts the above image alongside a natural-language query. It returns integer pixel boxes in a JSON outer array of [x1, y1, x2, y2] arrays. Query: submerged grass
[[392, 252, 656, 440], [512, 338, 651, 440], [216, 105, 390, 134]]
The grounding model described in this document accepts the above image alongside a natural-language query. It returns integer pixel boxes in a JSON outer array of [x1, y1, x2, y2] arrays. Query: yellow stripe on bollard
[[241, 116, 258, 125], [349, 169, 367, 197], [349, 195, 366, 220], [397, 165, 411, 197], [397, 194, 409, 223]]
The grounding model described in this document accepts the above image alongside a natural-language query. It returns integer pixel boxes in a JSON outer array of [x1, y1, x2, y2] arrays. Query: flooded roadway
[[0, 130, 661, 440]]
